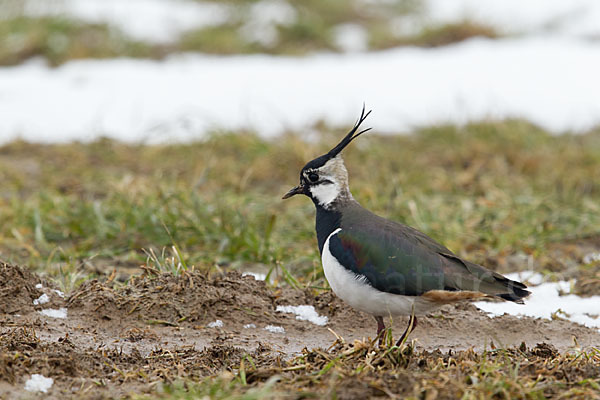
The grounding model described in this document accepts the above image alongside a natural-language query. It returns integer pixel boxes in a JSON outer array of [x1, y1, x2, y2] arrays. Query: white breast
[[321, 228, 440, 317]]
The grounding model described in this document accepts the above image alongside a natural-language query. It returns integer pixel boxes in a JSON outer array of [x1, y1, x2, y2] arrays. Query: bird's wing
[[330, 211, 529, 301]]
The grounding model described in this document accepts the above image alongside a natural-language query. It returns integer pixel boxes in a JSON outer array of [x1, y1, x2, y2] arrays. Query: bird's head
[[282, 107, 372, 209]]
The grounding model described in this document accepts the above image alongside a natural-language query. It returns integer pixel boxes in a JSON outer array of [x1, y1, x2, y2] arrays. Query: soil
[[1, 261, 599, 399]]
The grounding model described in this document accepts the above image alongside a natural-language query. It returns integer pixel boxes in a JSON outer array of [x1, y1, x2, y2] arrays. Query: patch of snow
[[38, 308, 68, 319], [35, 283, 43, 289], [242, 272, 267, 281], [474, 272, 600, 330], [2, 37, 600, 144], [249, 0, 296, 26], [33, 293, 50, 305], [243, 323, 256, 329], [53, 289, 65, 298], [24, 374, 53, 393], [583, 252, 600, 265], [240, 0, 297, 47], [264, 325, 285, 333], [332, 24, 368, 53], [276, 305, 328, 326], [207, 319, 223, 328], [423, 0, 600, 38], [18, 0, 232, 42]]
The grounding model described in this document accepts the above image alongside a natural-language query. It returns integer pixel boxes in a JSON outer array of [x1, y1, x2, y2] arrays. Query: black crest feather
[[327, 105, 372, 158]]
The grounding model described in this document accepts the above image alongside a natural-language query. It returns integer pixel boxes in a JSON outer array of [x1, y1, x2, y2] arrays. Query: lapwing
[[283, 107, 530, 345]]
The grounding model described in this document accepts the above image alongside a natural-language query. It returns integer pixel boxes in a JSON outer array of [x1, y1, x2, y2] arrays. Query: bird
[[282, 107, 530, 346]]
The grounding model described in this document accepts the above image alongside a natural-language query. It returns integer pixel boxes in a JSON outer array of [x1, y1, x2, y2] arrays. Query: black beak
[[282, 185, 304, 199]]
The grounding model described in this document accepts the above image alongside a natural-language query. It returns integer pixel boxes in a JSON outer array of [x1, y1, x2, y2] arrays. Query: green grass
[[0, 16, 155, 66], [1, 120, 599, 289], [0, 0, 502, 65], [370, 20, 500, 50]]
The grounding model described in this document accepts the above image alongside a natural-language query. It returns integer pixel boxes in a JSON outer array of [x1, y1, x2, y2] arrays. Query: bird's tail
[[441, 254, 531, 303], [495, 277, 531, 304]]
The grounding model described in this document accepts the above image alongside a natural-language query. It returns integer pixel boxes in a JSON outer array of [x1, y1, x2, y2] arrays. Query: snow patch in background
[[2, 37, 600, 144], [332, 24, 368, 52], [264, 325, 285, 333], [276, 305, 328, 326], [240, 0, 296, 47], [474, 272, 600, 330], [17, 0, 231, 42], [38, 308, 68, 319], [243, 323, 256, 329], [423, 0, 600, 38], [24, 374, 53, 393]]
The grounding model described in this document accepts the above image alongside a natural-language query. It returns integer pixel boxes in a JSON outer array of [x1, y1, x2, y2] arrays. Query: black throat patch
[[315, 204, 342, 255]]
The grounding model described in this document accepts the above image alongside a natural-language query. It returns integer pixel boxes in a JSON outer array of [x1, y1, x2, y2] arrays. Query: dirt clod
[[1, 262, 44, 314]]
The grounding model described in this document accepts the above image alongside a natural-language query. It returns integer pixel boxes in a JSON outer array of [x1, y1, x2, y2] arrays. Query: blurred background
[[1, 0, 600, 143], [0, 0, 599, 311]]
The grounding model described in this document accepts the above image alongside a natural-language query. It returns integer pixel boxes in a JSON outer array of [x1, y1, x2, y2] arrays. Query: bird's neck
[[314, 194, 360, 254], [315, 204, 342, 255]]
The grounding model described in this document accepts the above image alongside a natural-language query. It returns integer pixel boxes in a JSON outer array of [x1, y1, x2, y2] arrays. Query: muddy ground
[[1, 262, 599, 399]]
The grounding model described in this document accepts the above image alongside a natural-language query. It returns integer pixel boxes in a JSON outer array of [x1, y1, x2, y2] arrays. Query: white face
[[309, 180, 340, 208], [303, 156, 349, 209]]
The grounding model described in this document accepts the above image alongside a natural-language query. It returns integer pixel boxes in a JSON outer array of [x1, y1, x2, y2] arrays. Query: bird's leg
[[375, 316, 386, 346], [396, 312, 417, 347]]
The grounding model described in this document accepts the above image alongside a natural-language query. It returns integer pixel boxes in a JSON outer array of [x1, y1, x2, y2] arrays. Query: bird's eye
[[308, 172, 319, 183]]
